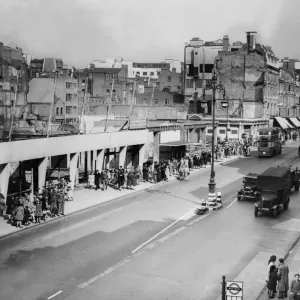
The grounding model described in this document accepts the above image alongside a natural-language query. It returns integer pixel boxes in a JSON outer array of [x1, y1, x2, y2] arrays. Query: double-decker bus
[[257, 127, 282, 157]]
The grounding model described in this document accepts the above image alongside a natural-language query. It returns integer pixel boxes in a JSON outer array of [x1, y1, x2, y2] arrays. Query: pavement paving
[[0, 154, 240, 239], [0, 142, 300, 300]]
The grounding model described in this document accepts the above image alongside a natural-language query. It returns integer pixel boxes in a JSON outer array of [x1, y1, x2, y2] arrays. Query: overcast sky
[[0, 0, 298, 67]]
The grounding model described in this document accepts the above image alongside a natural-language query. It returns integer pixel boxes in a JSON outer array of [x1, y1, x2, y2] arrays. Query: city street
[[1, 143, 300, 300]]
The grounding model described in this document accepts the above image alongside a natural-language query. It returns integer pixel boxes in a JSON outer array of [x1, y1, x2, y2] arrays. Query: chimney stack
[[246, 31, 257, 52], [223, 35, 229, 51]]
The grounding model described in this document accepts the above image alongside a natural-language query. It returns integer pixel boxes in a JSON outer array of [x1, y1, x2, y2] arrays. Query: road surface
[[0, 143, 299, 300]]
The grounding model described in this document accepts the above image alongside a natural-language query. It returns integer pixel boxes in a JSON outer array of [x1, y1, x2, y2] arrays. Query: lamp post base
[[208, 177, 216, 194]]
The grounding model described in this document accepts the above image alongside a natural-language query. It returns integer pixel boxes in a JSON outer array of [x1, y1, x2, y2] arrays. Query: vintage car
[[237, 173, 259, 201]]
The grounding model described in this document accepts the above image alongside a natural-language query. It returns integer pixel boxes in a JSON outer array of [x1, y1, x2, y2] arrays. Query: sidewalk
[[0, 155, 241, 239], [257, 235, 300, 300]]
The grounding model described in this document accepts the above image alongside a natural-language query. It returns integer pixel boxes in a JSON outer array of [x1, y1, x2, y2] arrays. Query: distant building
[[27, 71, 81, 123]]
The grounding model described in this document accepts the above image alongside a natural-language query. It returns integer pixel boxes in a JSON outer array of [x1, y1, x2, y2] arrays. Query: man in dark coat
[[118, 166, 125, 190], [94, 170, 100, 190]]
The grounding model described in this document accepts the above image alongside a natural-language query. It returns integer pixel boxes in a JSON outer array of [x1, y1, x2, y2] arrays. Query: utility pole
[[104, 74, 115, 132], [46, 71, 58, 138], [8, 71, 20, 141]]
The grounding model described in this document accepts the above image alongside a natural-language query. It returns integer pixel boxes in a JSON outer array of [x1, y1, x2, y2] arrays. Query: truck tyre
[[272, 209, 278, 218], [254, 207, 258, 217]]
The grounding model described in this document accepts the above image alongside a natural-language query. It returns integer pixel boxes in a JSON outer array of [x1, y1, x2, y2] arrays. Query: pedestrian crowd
[[266, 254, 300, 299], [5, 178, 73, 228]]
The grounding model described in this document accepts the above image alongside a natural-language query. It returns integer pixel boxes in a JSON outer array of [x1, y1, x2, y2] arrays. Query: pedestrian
[[143, 164, 149, 182], [57, 190, 64, 216], [290, 273, 300, 300], [34, 200, 43, 223], [153, 166, 158, 183], [173, 159, 178, 175], [267, 265, 279, 299], [118, 166, 125, 190], [94, 170, 100, 190], [15, 203, 24, 228], [101, 170, 108, 190], [277, 258, 289, 299], [135, 165, 142, 185], [66, 180, 73, 201], [127, 167, 134, 189]]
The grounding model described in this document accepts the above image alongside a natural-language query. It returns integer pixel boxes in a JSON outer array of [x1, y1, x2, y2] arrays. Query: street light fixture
[[202, 68, 226, 194]]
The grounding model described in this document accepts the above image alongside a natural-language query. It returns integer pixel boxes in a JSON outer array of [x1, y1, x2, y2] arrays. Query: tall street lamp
[[203, 68, 226, 194]]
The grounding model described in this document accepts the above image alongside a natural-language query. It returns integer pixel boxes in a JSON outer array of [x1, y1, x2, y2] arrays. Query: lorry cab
[[254, 167, 291, 218]]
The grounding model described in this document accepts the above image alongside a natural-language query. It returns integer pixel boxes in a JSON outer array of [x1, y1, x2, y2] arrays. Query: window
[[167, 76, 171, 82], [106, 89, 110, 93], [186, 79, 193, 88], [136, 72, 140, 75], [207, 129, 213, 134], [66, 82, 76, 89], [154, 99, 158, 105], [60, 107, 63, 115], [66, 94, 72, 101], [112, 89, 116, 93], [164, 99, 169, 105], [219, 129, 226, 134], [150, 72, 154, 76], [82, 79, 86, 84], [73, 106, 77, 110], [82, 89, 85, 93], [231, 130, 238, 134], [143, 72, 147, 76], [56, 107, 59, 115], [66, 106, 72, 114], [195, 52, 198, 55], [195, 79, 202, 88], [200, 64, 214, 73]]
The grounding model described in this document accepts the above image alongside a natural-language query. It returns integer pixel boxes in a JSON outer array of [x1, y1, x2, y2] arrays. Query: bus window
[[259, 141, 268, 147]]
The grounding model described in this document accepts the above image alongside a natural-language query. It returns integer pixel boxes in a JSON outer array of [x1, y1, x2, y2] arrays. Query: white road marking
[[78, 255, 135, 289], [131, 207, 197, 254], [47, 291, 62, 299], [227, 198, 237, 209]]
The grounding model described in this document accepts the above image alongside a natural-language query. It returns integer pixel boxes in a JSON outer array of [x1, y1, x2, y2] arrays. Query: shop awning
[[160, 141, 202, 147], [284, 118, 295, 128], [289, 118, 300, 128], [275, 117, 288, 129]]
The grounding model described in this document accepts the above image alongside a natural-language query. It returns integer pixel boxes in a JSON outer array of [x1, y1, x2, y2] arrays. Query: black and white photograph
[[1, 0, 300, 299]]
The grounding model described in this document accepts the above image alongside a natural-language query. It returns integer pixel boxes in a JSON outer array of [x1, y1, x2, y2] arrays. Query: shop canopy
[[274, 117, 288, 129], [289, 117, 300, 128], [160, 141, 202, 147], [284, 118, 295, 128]]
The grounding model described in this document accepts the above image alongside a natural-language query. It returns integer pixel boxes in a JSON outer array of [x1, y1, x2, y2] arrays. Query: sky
[[0, 0, 299, 67]]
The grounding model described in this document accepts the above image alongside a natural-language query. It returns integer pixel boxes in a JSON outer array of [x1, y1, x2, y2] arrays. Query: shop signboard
[[25, 170, 32, 184], [129, 119, 147, 129]]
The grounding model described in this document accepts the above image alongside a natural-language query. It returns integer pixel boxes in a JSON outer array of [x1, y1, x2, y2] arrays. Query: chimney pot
[[246, 31, 257, 53], [223, 35, 229, 51]]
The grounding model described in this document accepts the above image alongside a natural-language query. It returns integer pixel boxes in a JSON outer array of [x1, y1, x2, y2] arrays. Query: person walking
[[57, 190, 65, 216], [277, 258, 289, 299], [143, 164, 149, 182]]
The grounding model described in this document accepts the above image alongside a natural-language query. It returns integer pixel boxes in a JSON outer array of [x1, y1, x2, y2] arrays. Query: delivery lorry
[[254, 166, 292, 218]]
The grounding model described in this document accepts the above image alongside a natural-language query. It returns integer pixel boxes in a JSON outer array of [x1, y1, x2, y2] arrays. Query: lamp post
[[221, 100, 229, 142], [203, 68, 226, 194]]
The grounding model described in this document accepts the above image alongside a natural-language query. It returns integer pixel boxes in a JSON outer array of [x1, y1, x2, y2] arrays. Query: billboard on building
[[160, 130, 180, 143]]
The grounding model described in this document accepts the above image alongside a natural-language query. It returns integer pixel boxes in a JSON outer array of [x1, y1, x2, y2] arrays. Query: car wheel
[[254, 207, 258, 217]]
